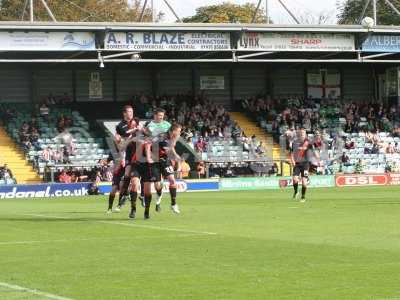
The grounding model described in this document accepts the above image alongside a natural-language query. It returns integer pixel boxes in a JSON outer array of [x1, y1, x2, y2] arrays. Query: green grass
[[1, 186, 400, 300]]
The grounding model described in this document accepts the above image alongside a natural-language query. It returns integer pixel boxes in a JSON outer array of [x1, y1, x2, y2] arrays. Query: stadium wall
[[1, 174, 399, 199], [0, 65, 378, 104]]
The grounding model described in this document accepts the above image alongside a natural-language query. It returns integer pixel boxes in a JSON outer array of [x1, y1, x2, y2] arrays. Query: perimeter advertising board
[[362, 35, 400, 52], [238, 32, 355, 51], [105, 32, 231, 51], [0, 32, 95, 51]]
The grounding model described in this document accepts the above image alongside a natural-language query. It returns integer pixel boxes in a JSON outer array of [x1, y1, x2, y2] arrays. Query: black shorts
[[160, 158, 174, 177], [293, 162, 310, 178], [130, 162, 141, 178], [139, 163, 162, 183], [112, 171, 124, 187]]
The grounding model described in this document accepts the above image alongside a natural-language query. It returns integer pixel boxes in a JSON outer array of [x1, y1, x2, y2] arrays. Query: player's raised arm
[[167, 123, 182, 162]]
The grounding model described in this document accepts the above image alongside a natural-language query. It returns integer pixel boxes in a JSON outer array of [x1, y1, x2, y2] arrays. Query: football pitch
[[0, 186, 400, 300]]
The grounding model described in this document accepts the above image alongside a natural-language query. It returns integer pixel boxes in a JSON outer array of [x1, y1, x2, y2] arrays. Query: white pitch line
[[0, 237, 123, 246], [0, 281, 73, 300], [99, 220, 217, 235], [23, 213, 217, 236]]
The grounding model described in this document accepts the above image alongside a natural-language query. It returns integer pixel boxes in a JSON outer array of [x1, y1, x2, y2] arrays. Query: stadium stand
[[0, 126, 41, 184], [0, 103, 109, 183], [0, 94, 275, 182], [238, 96, 400, 174], [147, 94, 274, 175]]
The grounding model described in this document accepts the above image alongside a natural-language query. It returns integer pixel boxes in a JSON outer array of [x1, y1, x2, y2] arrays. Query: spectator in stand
[[186, 136, 194, 150], [195, 137, 207, 153], [52, 147, 63, 164], [39, 103, 50, 121], [42, 147, 53, 163], [395, 142, 400, 153], [95, 171, 102, 183], [59, 92, 72, 104], [344, 137, 355, 150], [1, 164, 15, 183], [256, 142, 265, 155], [59, 170, 71, 183], [88, 181, 100, 195], [341, 151, 350, 166], [197, 161, 206, 179], [268, 163, 278, 176], [354, 159, 364, 174], [62, 146, 71, 164], [46, 93, 57, 105], [180, 159, 191, 179], [386, 142, 395, 154], [242, 137, 250, 152], [30, 127, 40, 150]]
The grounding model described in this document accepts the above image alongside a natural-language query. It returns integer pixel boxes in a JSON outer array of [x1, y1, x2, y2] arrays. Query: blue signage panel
[[362, 35, 400, 52], [0, 183, 90, 199]]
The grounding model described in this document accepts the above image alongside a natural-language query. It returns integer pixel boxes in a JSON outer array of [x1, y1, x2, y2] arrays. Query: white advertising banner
[[238, 32, 355, 51], [0, 32, 96, 51], [200, 76, 225, 90], [105, 32, 231, 51]]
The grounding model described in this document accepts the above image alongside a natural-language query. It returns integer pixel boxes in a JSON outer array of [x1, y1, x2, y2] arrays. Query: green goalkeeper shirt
[[147, 120, 171, 137]]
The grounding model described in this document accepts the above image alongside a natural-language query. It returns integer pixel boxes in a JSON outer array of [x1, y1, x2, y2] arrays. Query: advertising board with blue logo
[[0, 32, 96, 51], [0, 176, 336, 199], [0, 180, 220, 199], [98, 180, 220, 195], [362, 35, 400, 52], [0, 183, 90, 199]]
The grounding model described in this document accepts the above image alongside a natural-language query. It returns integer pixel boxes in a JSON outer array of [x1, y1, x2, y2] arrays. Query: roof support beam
[[21, 0, 29, 21], [102, 51, 141, 59], [277, 0, 300, 24], [362, 52, 395, 59], [251, 0, 263, 23], [139, 0, 148, 22], [359, 0, 372, 24], [39, 0, 57, 22], [237, 51, 274, 59], [29, 0, 34, 22], [163, 0, 181, 22], [383, 0, 400, 18]]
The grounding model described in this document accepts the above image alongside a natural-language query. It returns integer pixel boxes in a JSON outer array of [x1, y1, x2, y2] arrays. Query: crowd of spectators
[[128, 93, 270, 177], [240, 96, 399, 136], [41, 92, 72, 106], [131, 92, 266, 157], [0, 164, 16, 184], [240, 95, 400, 174], [19, 118, 41, 151], [53, 157, 113, 183]]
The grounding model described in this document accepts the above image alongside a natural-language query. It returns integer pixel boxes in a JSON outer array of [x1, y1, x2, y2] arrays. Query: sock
[[130, 191, 137, 210], [293, 182, 299, 194], [169, 186, 177, 206], [156, 188, 162, 197], [301, 186, 307, 198], [108, 194, 115, 210], [140, 180, 145, 198], [144, 195, 152, 213], [120, 177, 130, 196], [117, 193, 124, 206]]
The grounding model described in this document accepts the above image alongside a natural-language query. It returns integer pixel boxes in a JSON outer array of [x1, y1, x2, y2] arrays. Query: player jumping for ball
[[156, 123, 182, 214], [290, 128, 318, 202], [114, 105, 141, 214]]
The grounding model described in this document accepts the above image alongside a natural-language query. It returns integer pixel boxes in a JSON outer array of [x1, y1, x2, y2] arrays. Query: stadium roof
[[1, 21, 400, 64], [0, 21, 400, 34]]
